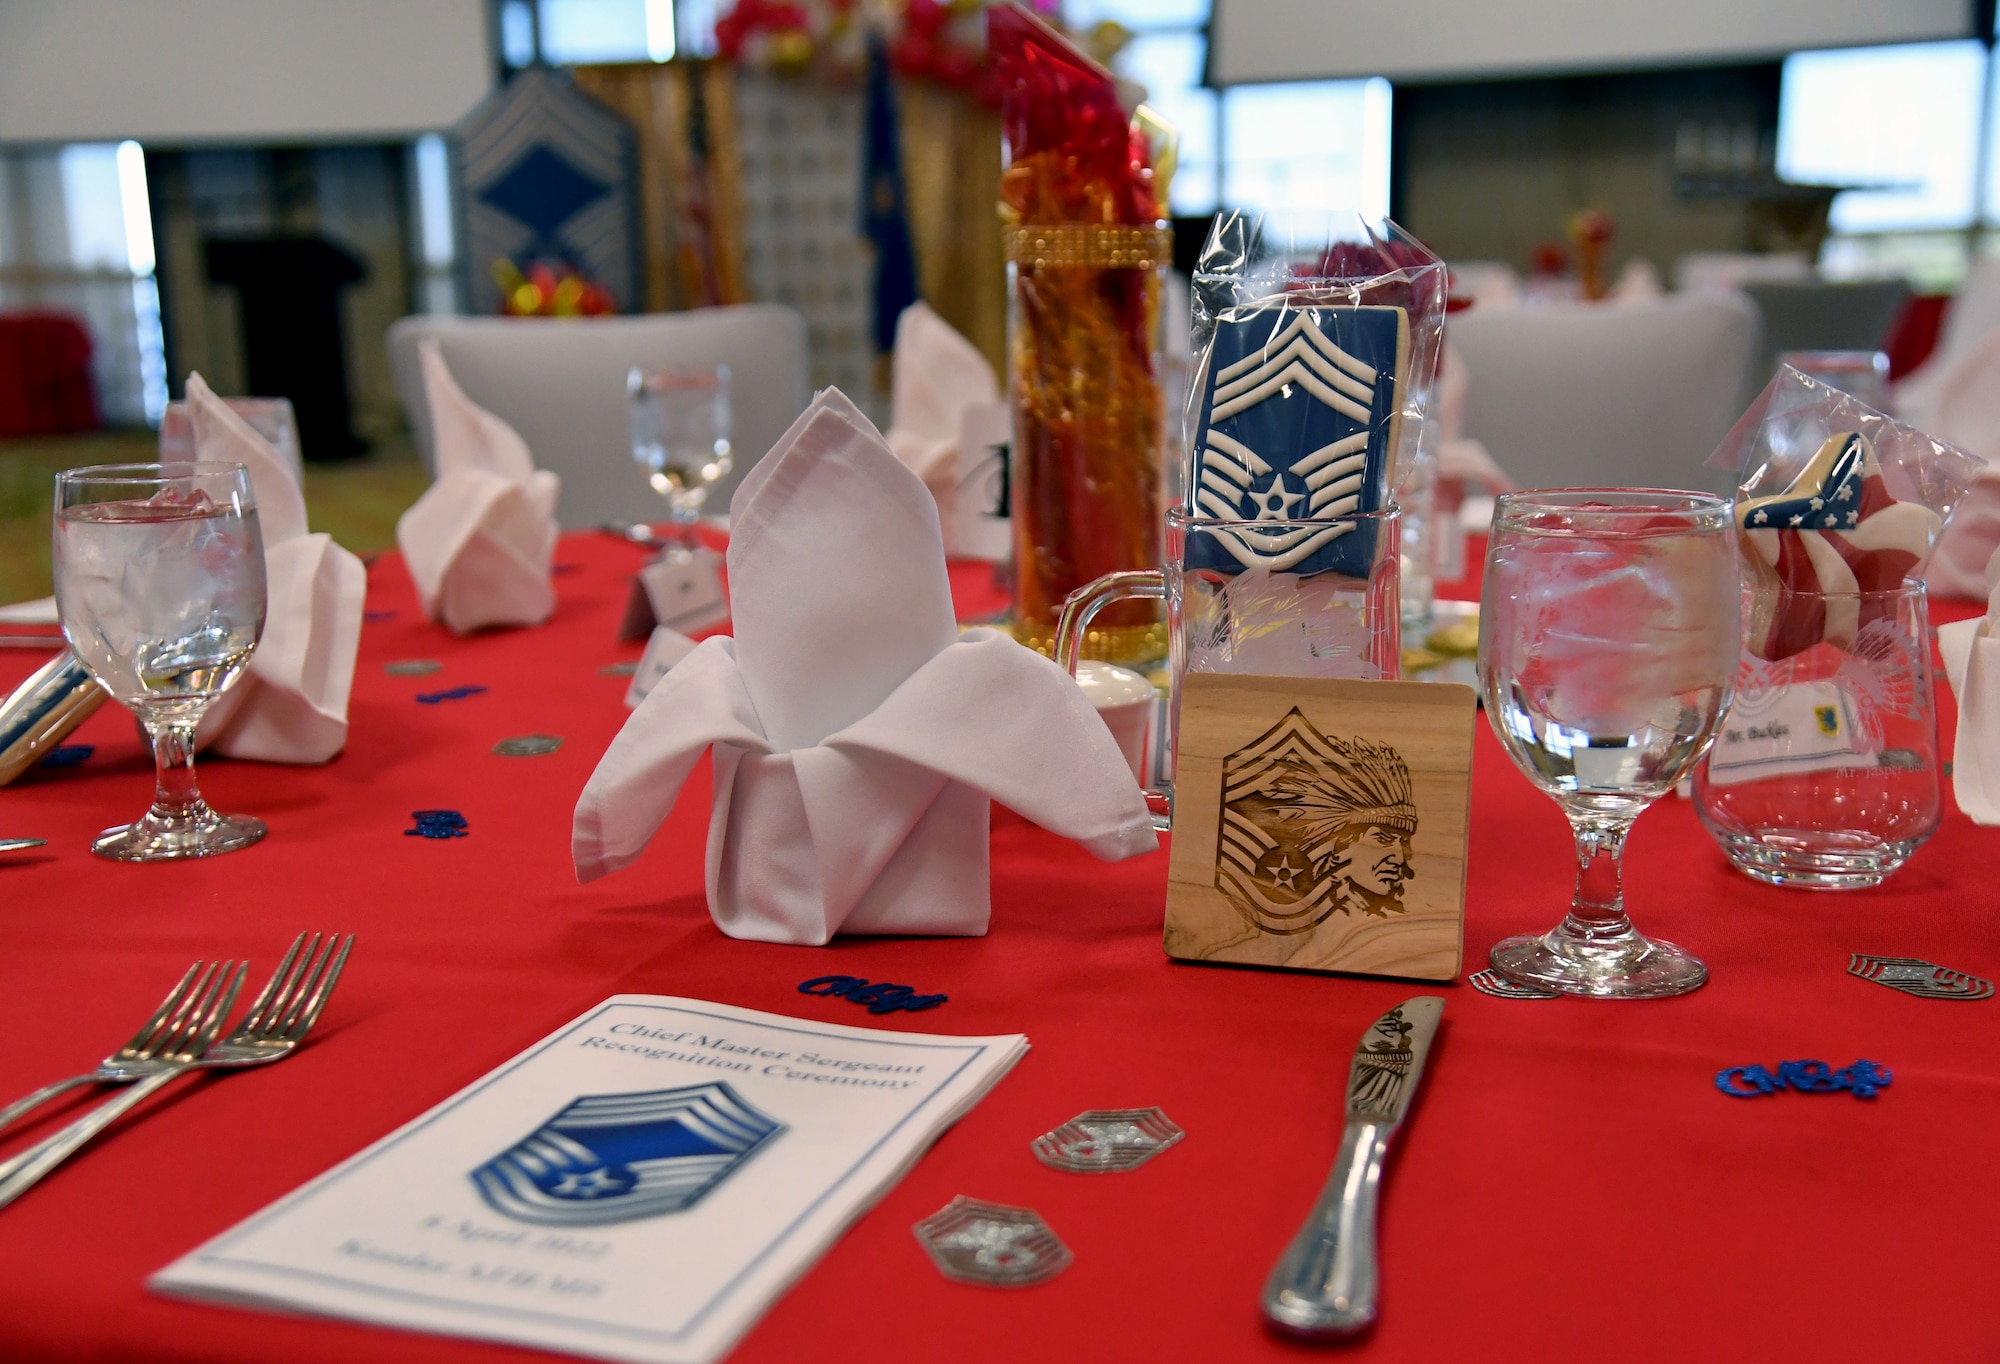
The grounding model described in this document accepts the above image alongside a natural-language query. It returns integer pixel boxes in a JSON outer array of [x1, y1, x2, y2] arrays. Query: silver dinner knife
[[1261, 995, 1444, 1338]]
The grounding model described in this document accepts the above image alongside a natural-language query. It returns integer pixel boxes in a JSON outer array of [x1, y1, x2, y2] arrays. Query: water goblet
[[53, 462, 269, 861], [629, 365, 732, 548], [1478, 489, 1740, 997]]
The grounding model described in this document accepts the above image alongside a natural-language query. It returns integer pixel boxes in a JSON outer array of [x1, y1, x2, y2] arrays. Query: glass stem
[[1562, 816, 1634, 942], [146, 717, 210, 823]]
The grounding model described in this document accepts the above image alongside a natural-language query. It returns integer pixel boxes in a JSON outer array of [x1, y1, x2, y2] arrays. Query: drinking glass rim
[[1737, 578, 1928, 602], [1495, 487, 1729, 513], [1493, 487, 1731, 532], [1169, 503, 1401, 532], [55, 460, 251, 487], [628, 365, 729, 393]]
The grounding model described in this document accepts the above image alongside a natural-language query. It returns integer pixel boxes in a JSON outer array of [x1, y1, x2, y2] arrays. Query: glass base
[[91, 810, 267, 862], [1490, 924, 1708, 999], [1714, 829, 1916, 890]]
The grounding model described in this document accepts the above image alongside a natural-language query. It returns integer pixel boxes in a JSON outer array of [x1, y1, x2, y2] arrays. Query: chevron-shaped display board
[[451, 67, 641, 316], [1164, 673, 1473, 980]]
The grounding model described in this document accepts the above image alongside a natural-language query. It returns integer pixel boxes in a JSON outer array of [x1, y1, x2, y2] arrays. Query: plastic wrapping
[[1707, 364, 1986, 661], [992, 4, 1171, 659], [1184, 213, 1446, 605]]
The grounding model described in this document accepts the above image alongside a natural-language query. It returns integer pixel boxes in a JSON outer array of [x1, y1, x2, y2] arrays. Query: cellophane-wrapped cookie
[[1182, 212, 1446, 579], [1709, 365, 1985, 662]]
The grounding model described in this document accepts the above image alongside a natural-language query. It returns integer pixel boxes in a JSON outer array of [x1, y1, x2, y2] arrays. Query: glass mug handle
[[1054, 570, 1171, 829]]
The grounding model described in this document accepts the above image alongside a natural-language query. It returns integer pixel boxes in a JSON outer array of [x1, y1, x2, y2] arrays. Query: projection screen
[[0, 0, 493, 144], [1210, 0, 1975, 86]]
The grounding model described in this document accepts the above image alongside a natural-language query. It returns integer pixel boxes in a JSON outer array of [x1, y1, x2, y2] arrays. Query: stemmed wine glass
[[1478, 490, 1740, 997], [53, 463, 269, 861], [628, 365, 733, 550]]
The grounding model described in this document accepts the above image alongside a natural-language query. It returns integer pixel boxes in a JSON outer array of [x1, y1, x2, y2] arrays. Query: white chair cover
[[387, 307, 810, 529]]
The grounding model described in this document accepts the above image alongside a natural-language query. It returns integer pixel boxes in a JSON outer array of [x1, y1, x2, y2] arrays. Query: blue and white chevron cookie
[[1186, 305, 1409, 578]]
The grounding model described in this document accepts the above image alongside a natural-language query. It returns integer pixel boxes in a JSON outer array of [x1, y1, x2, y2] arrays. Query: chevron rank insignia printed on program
[[1187, 304, 1409, 579], [471, 1082, 784, 1227]]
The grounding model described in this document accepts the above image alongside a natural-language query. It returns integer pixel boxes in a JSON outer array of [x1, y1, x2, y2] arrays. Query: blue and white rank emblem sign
[[471, 1082, 784, 1227], [1188, 305, 1410, 578]]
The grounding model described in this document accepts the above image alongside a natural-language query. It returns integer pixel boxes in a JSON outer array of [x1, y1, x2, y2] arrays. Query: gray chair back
[[1739, 279, 1910, 392], [1446, 293, 1760, 494], [387, 306, 810, 529]]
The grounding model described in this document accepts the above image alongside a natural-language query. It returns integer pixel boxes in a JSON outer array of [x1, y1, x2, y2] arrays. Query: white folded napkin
[[396, 340, 561, 634], [884, 302, 999, 538], [573, 388, 1155, 944], [184, 373, 365, 763], [1939, 549, 2000, 824], [0, 596, 57, 624]]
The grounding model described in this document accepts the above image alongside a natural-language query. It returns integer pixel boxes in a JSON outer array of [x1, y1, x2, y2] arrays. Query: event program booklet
[[152, 996, 1028, 1364]]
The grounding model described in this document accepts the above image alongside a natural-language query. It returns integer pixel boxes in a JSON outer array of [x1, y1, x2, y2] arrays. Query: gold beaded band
[[1008, 618, 1169, 670], [1004, 225, 1174, 271]]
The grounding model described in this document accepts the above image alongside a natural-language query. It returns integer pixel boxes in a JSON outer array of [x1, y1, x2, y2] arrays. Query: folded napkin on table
[[396, 340, 560, 633], [1921, 332, 2000, 599], [185, 373, 365, 763], [884, 302, 1000, 534], [573, 387, 1155, 944], [1939, 547, 2000, 824], [0, 597, 58, 625]]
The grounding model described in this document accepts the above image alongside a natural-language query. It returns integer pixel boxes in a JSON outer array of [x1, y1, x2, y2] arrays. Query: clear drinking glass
[[1692, 582, 1938, 888], [53, 462, 269, 861], [628, 366, 732, 543], [1777, 350, 1890, 410], [1057, 505, 1403, 830], [1478, 489, 1740, 998], [159, 396, 304, 484]]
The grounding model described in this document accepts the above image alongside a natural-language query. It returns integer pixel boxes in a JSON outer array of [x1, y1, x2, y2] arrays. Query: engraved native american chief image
[[1215, 708, 1417, 934]]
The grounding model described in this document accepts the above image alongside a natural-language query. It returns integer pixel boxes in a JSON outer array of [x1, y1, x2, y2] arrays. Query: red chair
[[0, 312, 99, 436]]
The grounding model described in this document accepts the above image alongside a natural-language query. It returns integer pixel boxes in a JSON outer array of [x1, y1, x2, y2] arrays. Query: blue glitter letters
[[798, 975, 947, 1015], [1715, 1059, 1892, 1100]]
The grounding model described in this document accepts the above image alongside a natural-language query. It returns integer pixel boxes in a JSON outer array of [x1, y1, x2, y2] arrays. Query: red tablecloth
[[1, 537, 1994, 1364]]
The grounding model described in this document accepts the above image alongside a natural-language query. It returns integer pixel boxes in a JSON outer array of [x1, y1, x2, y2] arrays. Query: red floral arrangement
[[714, 0, 1057, 102], [492, 258, 615, 317]]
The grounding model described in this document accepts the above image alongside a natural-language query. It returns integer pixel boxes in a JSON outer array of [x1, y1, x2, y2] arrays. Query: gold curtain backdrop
[[573, 60, 1005, 379], [572, 61, 747, 312]]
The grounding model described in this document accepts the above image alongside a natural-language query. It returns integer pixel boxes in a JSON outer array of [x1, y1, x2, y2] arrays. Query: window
[[502, 0, 688, 66], [1221, 78, 1391, 222], [1778, 40, 1988, 233], [1069, 0, 1220, 215], [1119, 29, 1218, 214], [410, 134, 457, 315], [8, 141, 167, 424], [1065, 0, 1392, 220], [1986, 38, 2000, 225]]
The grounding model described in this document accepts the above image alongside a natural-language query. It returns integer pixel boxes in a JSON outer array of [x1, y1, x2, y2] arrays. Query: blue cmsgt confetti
[[416, 685, 488, 704], [406, 810, 469, 839], [1716, 1059, 1892, 1100], [798, 975, 947, 1015], [39, 744, 94, 768]]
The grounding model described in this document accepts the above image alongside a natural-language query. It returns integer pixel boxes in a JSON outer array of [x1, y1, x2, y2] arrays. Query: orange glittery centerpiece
[[990, 5, 1165, 638]]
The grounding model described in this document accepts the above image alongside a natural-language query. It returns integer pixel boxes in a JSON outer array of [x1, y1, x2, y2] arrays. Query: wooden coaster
[[1163, 674, 1476, 981]]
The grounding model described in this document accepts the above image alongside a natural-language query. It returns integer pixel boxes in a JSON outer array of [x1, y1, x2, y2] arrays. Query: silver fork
[[0, 961, 228, 1136], [0, 932, 352, 1210]]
